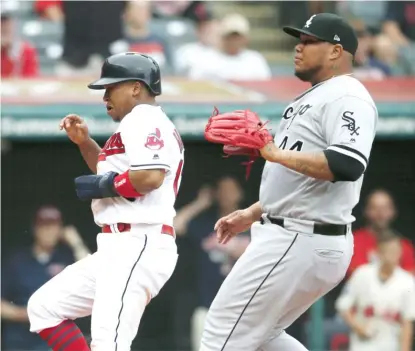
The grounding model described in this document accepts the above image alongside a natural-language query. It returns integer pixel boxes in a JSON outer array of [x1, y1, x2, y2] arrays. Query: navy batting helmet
[[88, 52, 162, 96]]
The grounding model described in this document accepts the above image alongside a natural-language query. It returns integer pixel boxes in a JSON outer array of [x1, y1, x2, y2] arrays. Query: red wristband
[[113, 171, 143, 198]]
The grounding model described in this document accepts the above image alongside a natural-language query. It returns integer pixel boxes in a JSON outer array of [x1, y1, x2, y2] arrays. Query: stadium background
[[1, 1, 415, 350]]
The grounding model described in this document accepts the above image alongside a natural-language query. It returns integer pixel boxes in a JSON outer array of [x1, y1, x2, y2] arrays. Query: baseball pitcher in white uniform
[[336, 234, 415, 351], [202, 13, 378, 350], [27, 53, 185, 351]]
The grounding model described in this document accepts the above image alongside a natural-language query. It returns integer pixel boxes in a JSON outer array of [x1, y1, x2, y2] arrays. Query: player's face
[[293, 34, 331, 82], [378, 239, 402, 267], [365, 192, 396, 230], [103, 82, 138, 121], [34, 223, 62, 250]]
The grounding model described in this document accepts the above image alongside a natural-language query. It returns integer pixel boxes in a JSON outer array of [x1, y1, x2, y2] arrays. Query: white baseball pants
[[27, 224, 178, 351], [200, 217, 354, 351]]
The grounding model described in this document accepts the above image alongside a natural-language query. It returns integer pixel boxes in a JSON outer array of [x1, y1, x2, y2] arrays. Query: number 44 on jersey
[[279, 136, 303, 151]]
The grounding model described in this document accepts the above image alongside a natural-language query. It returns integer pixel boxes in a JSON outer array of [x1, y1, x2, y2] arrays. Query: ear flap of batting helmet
[[88, 52, 162, 96]]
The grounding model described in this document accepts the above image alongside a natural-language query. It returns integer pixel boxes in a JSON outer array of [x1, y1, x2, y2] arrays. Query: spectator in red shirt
[[348, 189, 415, 277], [34, 0, 64, 22], [1, 13, 39, 78]]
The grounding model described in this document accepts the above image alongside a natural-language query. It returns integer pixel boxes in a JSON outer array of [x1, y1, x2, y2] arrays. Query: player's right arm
[[72, 115, 178, 201], [339, 307, 372, 340], [400, 320, 413, 351], [336, 266, 372, 339], [246, 201, 263, 222], [399, 277, 415, 351], [59, 114, 101, 174], [215, 201, 262, 244]]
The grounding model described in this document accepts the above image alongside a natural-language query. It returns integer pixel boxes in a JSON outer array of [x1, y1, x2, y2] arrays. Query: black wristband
[[98, 172, 119, 197]]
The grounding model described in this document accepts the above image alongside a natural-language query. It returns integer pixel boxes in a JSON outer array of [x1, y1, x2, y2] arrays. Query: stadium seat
[[18, 18, 64, 74], [149, 18, 197, 48]]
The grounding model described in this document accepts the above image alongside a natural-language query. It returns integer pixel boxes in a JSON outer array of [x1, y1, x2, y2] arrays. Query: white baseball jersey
[[335, 264, 415, 351], [260, 74, 378, 224], [92, 104, 185, 227]]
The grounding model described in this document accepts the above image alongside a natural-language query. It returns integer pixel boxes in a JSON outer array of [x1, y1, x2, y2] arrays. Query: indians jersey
[[92, 104, 184, 227], [335, 264, 415, 351], [260, 74, 378, 224]]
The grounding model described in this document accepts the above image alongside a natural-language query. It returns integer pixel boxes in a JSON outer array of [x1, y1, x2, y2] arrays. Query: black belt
[[260, 215, 347, 236]]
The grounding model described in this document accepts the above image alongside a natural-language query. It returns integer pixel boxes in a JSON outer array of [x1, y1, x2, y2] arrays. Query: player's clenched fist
[[59, 114, 90, 145], [215, 208, 255, 245]]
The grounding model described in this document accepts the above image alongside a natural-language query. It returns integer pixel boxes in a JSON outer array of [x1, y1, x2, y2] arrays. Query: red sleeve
[[400, 239, 415, 274], [346, 230, 374, 278], [347, 235, 367, 277], [21, 44, 39, 78], [35, 0, 62, 15]]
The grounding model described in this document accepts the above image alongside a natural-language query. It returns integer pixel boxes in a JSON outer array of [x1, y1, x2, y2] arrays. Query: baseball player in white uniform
[[27, 53, 185, 351], [336, 235, 415, 351], [200, 13, 378, 350]]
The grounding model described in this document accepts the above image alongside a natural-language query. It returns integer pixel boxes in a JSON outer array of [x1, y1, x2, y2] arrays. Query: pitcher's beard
[[295, 66, 323, 84]]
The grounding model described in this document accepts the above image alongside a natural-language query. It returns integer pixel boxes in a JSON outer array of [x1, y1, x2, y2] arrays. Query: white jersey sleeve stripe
[[329, 144, 368, 164], [327, 145, 368, 168]]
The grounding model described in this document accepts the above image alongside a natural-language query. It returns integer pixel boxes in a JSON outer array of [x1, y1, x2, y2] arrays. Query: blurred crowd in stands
[[2, 182, 415, 351], [2, 1, 415, 351], [327, 189, 415, 351], [1, 206, 91, 351], [1, 0, 415, 80]]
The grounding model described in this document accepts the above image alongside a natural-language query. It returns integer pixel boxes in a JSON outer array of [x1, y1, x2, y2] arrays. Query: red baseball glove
[[205, 107, 274, 149], [205, 108, 274, 179]]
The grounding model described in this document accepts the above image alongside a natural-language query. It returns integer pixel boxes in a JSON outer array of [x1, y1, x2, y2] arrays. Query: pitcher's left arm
[[260, 95, 378, 182]]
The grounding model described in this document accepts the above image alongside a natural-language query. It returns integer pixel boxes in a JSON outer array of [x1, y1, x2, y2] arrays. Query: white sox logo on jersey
[[341, 111, 360, 136]]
